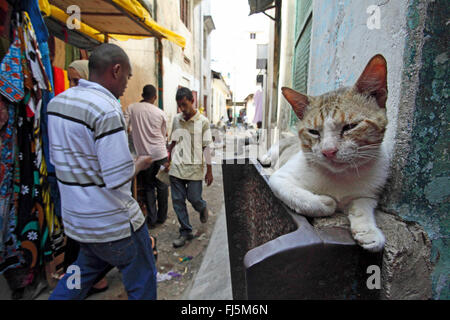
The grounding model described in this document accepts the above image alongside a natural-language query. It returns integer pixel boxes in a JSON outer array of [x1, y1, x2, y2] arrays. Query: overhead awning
[[248, 0, 275, 15], [39, 0, 185, 48]]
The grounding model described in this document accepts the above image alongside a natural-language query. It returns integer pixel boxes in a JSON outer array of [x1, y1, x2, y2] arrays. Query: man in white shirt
[[124, 84, 169, 228], [47, 44, 156, 300], [167, 87, 213, 248]]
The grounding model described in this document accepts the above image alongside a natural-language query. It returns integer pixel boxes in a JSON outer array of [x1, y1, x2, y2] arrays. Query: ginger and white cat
[[264, 55, 390, 252]]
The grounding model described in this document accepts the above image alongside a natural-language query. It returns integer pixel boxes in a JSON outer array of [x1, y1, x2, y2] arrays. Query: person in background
[[67, 59, 89, 88], [47, 44, 157, 300], [167, 87, 213, 248], [124, 84, 169, 228]]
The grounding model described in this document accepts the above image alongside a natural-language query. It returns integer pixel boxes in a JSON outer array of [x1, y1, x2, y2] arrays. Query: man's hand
[[205, 169, 213, 186], [135, 156, 153, 174], [163, 160, 170, 173]]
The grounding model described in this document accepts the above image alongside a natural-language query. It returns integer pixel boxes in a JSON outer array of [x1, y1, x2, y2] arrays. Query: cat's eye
[[308, 129, 320, 136], [342, 123, 358, 133]]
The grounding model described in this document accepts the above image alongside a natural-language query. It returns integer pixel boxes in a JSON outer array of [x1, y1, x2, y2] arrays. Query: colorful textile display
[[0, 28, 24, 103], [22, 12, 49, 91], [52, 66, 67, 96], [0, 7, 59, 300], [0, 98, 24, 274]]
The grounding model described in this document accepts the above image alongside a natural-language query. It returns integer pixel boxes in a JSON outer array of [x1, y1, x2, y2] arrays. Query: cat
[[263, 54, 389, 252]]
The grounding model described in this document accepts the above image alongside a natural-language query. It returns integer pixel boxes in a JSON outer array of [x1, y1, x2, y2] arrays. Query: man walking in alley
[[125, 84, 169, 228], [47, 43, 157, 300], [168, 87, 213, 248]]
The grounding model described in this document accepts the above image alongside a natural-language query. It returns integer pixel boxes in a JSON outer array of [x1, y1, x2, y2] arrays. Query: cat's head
[[282, 54, 388, 173]]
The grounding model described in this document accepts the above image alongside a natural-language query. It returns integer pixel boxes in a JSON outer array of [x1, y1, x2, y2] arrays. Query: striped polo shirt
[[47, 79, 145, 243]]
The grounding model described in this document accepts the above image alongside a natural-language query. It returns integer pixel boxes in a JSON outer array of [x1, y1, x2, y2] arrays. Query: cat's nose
[[322, 148, 338, 159]]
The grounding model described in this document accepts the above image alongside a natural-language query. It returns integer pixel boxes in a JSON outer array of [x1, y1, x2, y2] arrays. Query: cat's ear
[[355, 54, 388, 108], [282, 87, 309, 120]]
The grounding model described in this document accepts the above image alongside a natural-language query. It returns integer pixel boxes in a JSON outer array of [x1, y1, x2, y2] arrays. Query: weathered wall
[[382, 0, 449, 299], [113, 37, 157, 111], [156, 0, 213, 133]]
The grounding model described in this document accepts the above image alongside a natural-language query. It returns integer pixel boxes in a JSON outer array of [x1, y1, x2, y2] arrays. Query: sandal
[[86, 285, 109, 298]]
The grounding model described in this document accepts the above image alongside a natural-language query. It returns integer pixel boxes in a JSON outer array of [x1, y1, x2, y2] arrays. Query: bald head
[[88, 43, 132, 98]]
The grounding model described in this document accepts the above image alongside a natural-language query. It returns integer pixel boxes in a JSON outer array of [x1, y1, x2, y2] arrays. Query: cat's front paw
[[290, 195, 336, 217], [259, 153, 271, 166], [315, 195, 337, 216], [351, 225, 385, 252]]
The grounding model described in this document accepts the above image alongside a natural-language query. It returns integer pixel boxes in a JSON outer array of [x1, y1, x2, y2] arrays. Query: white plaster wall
[[212, 77, 230, 124], [308, 0, 409, 157], [276, 0, 296, 132], [163, 56, 197, 134]]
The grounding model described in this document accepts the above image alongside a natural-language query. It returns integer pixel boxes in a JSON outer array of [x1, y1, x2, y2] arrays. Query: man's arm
[[203, 145, 213, 186], [167, 141, 176, 161], [163, 141, 177, 172], [123, 106, 131, 133], [202, 120, 214, 186]]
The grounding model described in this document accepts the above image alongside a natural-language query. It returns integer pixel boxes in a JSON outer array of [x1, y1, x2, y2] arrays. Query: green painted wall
[[386, 0, 449, 299]]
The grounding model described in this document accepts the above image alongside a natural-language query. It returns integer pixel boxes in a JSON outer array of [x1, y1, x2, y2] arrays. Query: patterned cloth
[[0, 29, 24, 103], [0, 99, 24, 274]]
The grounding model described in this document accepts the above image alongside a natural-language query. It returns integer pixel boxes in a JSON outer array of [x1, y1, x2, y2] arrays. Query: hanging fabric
[[22, 12, 49, 91], [0, 28, 24, 103], [0, 97, 24, 275], [52, 66, 65, 96]]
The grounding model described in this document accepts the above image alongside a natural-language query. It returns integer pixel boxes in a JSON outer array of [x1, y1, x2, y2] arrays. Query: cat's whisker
[[357, 144, 381, 151], [350, 160, 361, 177], [357, 153, 379, 159]]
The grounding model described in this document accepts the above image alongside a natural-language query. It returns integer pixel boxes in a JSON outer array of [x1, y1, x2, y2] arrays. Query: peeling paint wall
[[303, 0, 448, 299], [383, 0, 449, 300]]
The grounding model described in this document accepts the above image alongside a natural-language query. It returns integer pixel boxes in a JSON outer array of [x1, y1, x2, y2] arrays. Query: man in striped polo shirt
[[47, 44, 157, 300]]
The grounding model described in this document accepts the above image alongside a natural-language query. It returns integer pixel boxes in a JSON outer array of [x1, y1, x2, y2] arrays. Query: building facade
[[115, 0, 215, 133]]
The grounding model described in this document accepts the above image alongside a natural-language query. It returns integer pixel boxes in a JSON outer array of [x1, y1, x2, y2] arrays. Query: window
[[180, 0, 190, 29], [290, 0, 313, 129]]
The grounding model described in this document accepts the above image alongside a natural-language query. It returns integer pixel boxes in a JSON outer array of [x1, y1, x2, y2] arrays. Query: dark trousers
[[169, 175, 207, 236], [138, 157, 169, 226], [50, 224, 157, 300], [63, 237, 113, 285]]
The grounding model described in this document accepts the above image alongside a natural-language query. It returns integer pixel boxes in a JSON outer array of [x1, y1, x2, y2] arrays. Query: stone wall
[[382, 0, 449, 299], [293, 0, 448, 299]]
